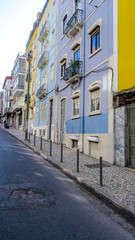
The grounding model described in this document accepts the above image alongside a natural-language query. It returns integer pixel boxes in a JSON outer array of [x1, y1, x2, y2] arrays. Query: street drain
[[10, 188, 44, 200]]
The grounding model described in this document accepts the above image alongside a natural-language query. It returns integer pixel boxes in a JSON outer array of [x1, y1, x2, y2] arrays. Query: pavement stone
[[0, 125, 135, 216]]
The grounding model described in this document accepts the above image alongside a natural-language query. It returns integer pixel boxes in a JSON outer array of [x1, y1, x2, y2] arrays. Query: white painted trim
[[69, 136, 79, 140], [87, 136, 99, 143], [113, 0, 118, 92]]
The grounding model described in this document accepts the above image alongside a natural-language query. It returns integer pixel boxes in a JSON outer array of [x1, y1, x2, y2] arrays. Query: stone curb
[[1, 127, 135, 226]]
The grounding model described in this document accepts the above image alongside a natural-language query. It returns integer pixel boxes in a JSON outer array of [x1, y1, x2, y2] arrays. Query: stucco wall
[[114, 106, 126, 166]]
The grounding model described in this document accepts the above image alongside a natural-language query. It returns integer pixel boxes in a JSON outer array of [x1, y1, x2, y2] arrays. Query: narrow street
[[0, 128, 134, 240]]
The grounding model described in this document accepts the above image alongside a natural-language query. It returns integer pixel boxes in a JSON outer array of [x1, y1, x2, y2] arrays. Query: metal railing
[[36, 83, 47, 99], [37, 51, 49, 69], [39, 21, 49, 42], [63, 61, 83, 81], [64, 9, 83, 35]]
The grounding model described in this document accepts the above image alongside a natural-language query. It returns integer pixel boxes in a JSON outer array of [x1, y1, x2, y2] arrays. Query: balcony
[[37, 51, 49, 70], [36, 83, 47, 100], [63, 61, 83, 84], [12, 102, 22, 112], [25, 70, 32, 82], [10, 96, 13, 101], [13, 84, 24, 97], [24, 94, 30, 103], [39, 21, 49, 43], [64, 9, 83, 38]]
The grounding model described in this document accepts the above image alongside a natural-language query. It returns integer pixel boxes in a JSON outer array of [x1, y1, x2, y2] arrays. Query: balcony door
[[75, 0, 81, 11], [60, 98, 66, 144], [74, 48, 80, 61]]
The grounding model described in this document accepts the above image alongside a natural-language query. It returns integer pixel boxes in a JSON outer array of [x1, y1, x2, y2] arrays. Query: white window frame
[[51, 28, 55, 48], [88, 19, 102, 58], [88, 81, 101, 116], [50, 63, 54, 82], [71, 90, 80, 119]]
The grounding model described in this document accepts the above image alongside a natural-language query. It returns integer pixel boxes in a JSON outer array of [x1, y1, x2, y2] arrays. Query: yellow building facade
[[118, 1, 135, 91], [24, 17, 39, 134]]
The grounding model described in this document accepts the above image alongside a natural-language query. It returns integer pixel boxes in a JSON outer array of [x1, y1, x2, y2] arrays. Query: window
[[31, 43, 33, 51], [75, 0, 81, 11], [72, 91, 80, 118], [50, 63, 54, 82], [32, 82, 35, 94], [51, 29, 55, 48], [91, 27, 100, 54], [89, 81, 101, 115], [34, 35, 37, 47], [43, 102, 47, 120], [73, 97, 80, 116], [72, 140, 78, 148], [74, 47, 80, 61], [35, 106, 39, 122], [61, 60, 66, 77], [52, 1, 56, 17], [33, 57, 36, 69], [63, 14, 67, 34]]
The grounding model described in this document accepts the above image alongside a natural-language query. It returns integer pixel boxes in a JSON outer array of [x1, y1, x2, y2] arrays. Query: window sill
[[88, 47, 102, 58], [88, 110, 101, 116], [72, 115, 80, 120]]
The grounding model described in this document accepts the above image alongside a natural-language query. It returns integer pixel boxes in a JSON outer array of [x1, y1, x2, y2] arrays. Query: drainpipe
[[82, 0, 86, 153]]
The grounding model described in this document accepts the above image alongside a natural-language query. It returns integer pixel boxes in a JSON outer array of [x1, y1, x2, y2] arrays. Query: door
[[60, 98, 66, 144], [49, 99, 53, 140], [127, 105, 135, 168]]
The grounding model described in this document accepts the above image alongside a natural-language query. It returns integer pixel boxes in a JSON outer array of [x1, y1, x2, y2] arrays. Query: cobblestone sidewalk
[[0, 125, 135, 216]]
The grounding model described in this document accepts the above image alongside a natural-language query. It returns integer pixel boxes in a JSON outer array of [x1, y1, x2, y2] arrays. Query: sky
[[0, 0, 47, 91]]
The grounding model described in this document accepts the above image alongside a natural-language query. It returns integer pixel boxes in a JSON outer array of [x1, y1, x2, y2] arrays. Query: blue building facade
[[56, 0, 114, 163], [34, 0, 57, 141]]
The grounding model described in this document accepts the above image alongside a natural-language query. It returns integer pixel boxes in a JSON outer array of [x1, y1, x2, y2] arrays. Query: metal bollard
[[50, 140, 52, 156], [77, 148, 79, 172], [34, 134, 36, 146], [29, 132, 30, 143], [100, 156, 103, 186], [40, 136, 42, 150], [61, 143, 63, 163]]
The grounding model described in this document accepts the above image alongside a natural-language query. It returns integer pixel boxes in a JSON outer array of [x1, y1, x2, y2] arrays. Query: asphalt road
[[0, 128, 134, 240]]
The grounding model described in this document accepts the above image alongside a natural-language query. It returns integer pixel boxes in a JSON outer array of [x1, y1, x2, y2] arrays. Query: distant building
[[0, 91, 3, 123], [24, 13, 40, 135], [12, 53, 26, 130], [34, 0, 57, 140], [2, 76, 12, 125]]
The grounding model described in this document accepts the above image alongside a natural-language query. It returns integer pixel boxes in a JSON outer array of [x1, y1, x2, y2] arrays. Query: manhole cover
[[85, 163, 110, 169]]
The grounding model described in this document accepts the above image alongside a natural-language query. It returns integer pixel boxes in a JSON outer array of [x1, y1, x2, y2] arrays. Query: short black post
[[50, 140, 52, 156], [29, 132, 30, 143], [100, 156, 103, 186], [34, 134, 36, 146], [61, 143, 63, 163], [40, 136, 42, 150], [77, 148, 79, 172]]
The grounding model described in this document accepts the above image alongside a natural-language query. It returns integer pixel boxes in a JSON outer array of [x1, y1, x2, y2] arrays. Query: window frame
[[71, 91, 80, 119], [50, 63, 54, 82], [61, 59, 66, 78], [63, 14, 67, 34], [88, 81, 101, 116]]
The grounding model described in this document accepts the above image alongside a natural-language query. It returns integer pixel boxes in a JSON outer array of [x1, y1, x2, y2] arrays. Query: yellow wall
[[118, 1, 135, 91], [24, 26, 38, 121]]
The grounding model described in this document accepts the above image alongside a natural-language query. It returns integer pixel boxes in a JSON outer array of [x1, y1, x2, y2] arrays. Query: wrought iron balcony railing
[[24, 94, 30, 103], [64, 9, 83, 38], [63, 61, 83, 83], [37, 51, 49, 70], [39, 21, 49, 43], [36, 83, 47, 100]]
